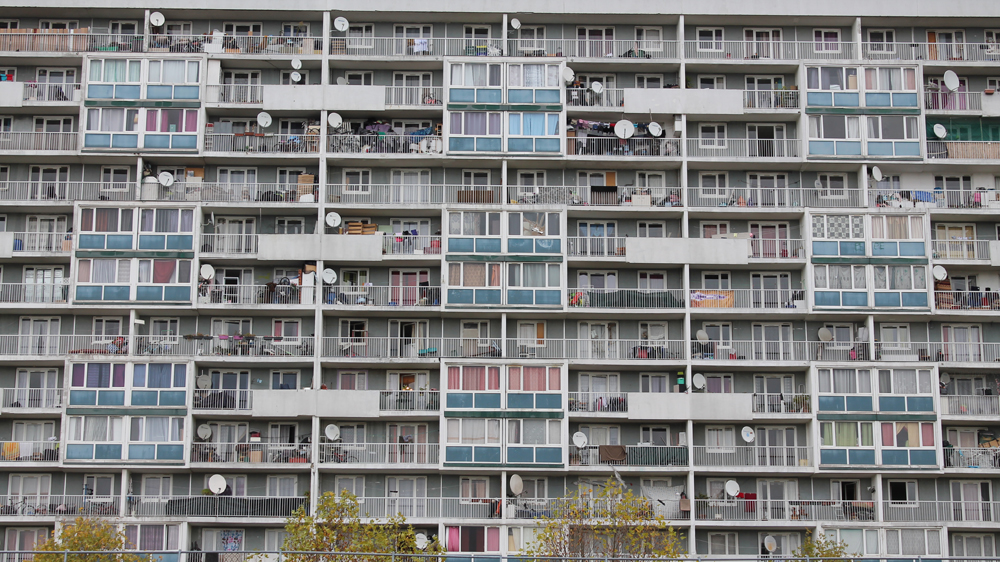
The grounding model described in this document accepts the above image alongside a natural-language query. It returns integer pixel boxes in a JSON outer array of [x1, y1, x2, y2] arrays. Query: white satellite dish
[[818, 327, 834, 342], [290, 71, 302, 83], [562, 67, 575, 84], [725, 480, 740, 497], [291, 58, 302, 70], [328, 112, 343, 128], [814, 178, 823, 189], [256, 111, 272, 128], [614, 120, 635, 140], [510, 18, 521, 30], [415, 534, 429, 550], [157, 171, 175, 187], [871, 166, 883, 182], [197, 424, 213, 440], [149, 12, 165, 26], [208, 474, 227, 495], [940, 372, 952, 384], [572, 431, 588, 448], [741, 426, 756, 443], [196, 374, 212, 389], [325, 212, 342, 228], [932, 265, 948, 281], [764, 536, 777, 553], [199, 264, 215, 280], [590, 81, 604, 95], [933, 123, 948, 139], [692, 373, 706, 390], [647, 122, 663, 137], [322, 268, 337, 284], [336, 76, 348, 85], [324, 424, 341, 441], [696, 329, 709, 343], [333, 17, 350, 33], [943, 70, 960, 92], [509, 474, 524, 496]]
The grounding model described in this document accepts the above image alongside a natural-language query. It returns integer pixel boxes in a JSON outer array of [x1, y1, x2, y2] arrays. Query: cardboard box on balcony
[[297, 174, 315, 184]]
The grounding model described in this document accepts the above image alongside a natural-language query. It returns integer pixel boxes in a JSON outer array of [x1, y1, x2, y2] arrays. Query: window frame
[[813, 28, 843, 52], [698, 123, 727, 148], [696, 27, 724, 52]]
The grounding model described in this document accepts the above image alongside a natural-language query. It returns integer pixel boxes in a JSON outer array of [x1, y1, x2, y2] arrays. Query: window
[[807, 67, 858, 90], [508, 263, 560, 288], [702, 272, 730, 289], [271, 319, 300, 341], [578, 270, 617, 289], [878, 369, 932, 394], [125, 525, 179, 551], [884, 529, 940, 556], [825, 528, 880, 555], [817, 174, 846, 198], [517, 26, 545, 47], [150, 318, 179, 340], [639, 322, 666, 344], [813, 29, 842, 51], [820, 421, 874, 447], [223, 22, 262, 35], [823, 323, 855, 348], [706, 426, 735, 452], [447, 366, 500, 391], [888, 480, 918, 504], [334, 371, 367, 390], [347, 24, 373, 48], [812, 215, 865, 239], [271, 371, 298, 390], [0, 20, 18, 29], [882, 422, 934, 448], [450, 63, 501, 87], [699, 124, 727, 147], [818, 368, 872, 394], [447, 419, 501, 444], [449, 212, 500, 236], [641, 374, 668, 393], [635, 26, 662, 50], [133, 364, 186, 389], [578, 373, 619, 394], [130, 417, 184, 442], [872, 215, 923, 239], [507, 419, 560, 444], [267, 475, 297, 497], [71, 363, 126, 388], [344, 71, 372, 85], [698, 75, 725, 89], [873, 265, 926, 290], [706, 374, 734, 393], [335, 475, 364, 497], [145, 109, 198, 134], [84, 474, 113, 497], [508, 112, 559, 137], [94, 317, 123, 337], [86, 108, 138, 133], [445, 526, 501, 553], [81, 208, 133, 233], [699, 173, 728, 196], [68, 416, 123, 442], [343, 170, 371, 191], [867, 115, 918, 140], [516, 322, 545, 349], [702, 323, 732, 344], [636, 221, 666, 238], [509, 212, 558, 237], [809, 115, 861, 139], [275, 218, 304, 234], [709, 533, 738, 555], [137, 259, 191, 284], [89, 59, 141, 83], [450, 111, 501, 136], [508, 366, 560, 392], [868, 29, 896, 51], [102, 167, 129, 188], [140, 209, 194, 233], [448, 263, 501, 288], [638, 271, 666, 290], [864, 67, 916, 90], [635, 74, 663, 88], [697, 28, 724, 51], [338, 424, 366, 444], [339, 269, 369, 289], [640, 426, 670, 446], [507, 64, 559, 88], [880, 325, 910, 349], [147, 60, 199, 84]]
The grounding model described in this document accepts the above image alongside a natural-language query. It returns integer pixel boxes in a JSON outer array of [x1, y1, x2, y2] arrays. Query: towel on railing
[[599, 445, 627, 463]]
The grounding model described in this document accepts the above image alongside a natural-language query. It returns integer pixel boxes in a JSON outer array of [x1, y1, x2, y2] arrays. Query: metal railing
[[327, 184, 502, 205], [568, 136, 681, 157], [941, 394, 1000, 416], [378, 390, 440, 411], [883, 500, 1000, 523], [749, 239, 806, 259], [323, 285, 441, 307], [566, 88, 624, 108], [384, 86, 443, 106], [692, 340, 808, 361], [330, 37, 678, 59], [0, 132, 77, 151], [0, 495, 119, 517], [0, 32, 143, 53], [199, 233, 259, 254], [0, 283, 69, 304], [686, 187, 864, 208], [506, 497, 681, 520], [743, 90, 800, 109], [0, 181, 133, 201], [925, 91, 983, 112], [192, 389, 253, 410], [566, 237, 627, 257], [944, 447, 1000, 469], [205, 133, 320, 153], [322, 336, 443, 359], [559, 185, 683, 207], [318, 442, 439, 464], [934, 290, 1000, 310], [931, 239, 991, 260], [157, 182, 314, 203], [569, 445, 688, 467], [206, 35, 323, 55], [567, 392, 629, 413], [1, 388, 62, 409], [566, 287, 685, 309], [135, 335, 313, 358], [377, 234, 440, 256], [206, 84, 263, 104], [129, 495, 306, 518], [0, 441, 59, 462], [200, 283, 314, 305], [928, 140, 1000, 160], [191, 441, 312, 464], [505, 339, 686, 360], [862, 41, 1000, 62], [687, 288, 799, 310], [145, 34, 206, 52], [0, 335, 129, 357], [686, 138, 800, 158], [11, 232, 73, 253], [753, 393, 812, 414], [684, 40, 854, 60], [351, 497, 501, 519], [508, 39, 678, 59], [328, 134, 443, 154], [692, 445, 811, 467], [22, 83, 80, 102], [694, 498, 874, 521], [921, 342, 1000, 363]]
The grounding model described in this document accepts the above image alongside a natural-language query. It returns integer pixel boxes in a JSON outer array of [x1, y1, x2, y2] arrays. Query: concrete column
[[321, 12, 331, 85]]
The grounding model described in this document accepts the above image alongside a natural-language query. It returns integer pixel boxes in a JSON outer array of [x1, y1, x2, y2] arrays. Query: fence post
[[63, 550, 68, 562]]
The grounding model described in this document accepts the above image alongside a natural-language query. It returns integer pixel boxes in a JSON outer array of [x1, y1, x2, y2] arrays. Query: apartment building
[[0, 0, 998, 559]]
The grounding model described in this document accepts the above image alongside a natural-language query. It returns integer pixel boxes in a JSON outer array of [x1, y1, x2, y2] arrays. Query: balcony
[[743, 90, 800, 110], [568, 392, 628, 413], [567, 288, 684, 309], [195, 34, 323, 55], [931, 240, 992, 261], [321, 336, 456, 360], [941, 394, 1000, 417], [0, 181, 132, 202], [191, 440, 311, 464], [0, 132, 77, 152], [0, 495, 120, 518], [318, 442, 439, 465], [1, 388, 62, 410], [151, 182, 315, 204], [925, 91, 983, 113], [381, 234, 441, 257], [0, 335, 135, 357], [0, 30, 142, 53], [329, 37, 676, 59], [684, 40, 855, 61], [0, 441, 59, 462], [566, 88, 624, 109], [351, 497, 500, 520], [22, 83, 81, 103], [10, 232, 73, 254], [0, 283, 69, 304], [137, 335, 314, 358], [199, 234, 259, 255], [204, 133, 320, 154], [935, 290, 1000, 311], [749, 239, 805, 260], [504, 338, 686, 361], [692, 445, 811, 468], [566, 236, 627, 258], [568, 445, 688, 467], [693, 341, 869, 362], [753, 392, 811, 415], [198, 284, 315, 306], [384, 86, 443, 107], [130, 495, 306, 518], [927, 141, 1000, 160], [687, 288, 803, 311], [506, 497, 680, 520], [205, 84, 263, 105], [693, 498, 872, 522], [883, 500, 1000, 523], [862, 41, 1000, 62], [686, 138, 800, 159], [686, 187, 864, 208], [945, 447, 1000, 469], [328, 134, 443, 155], [323, 285, 441, 307], [568, 136, 681, 157]]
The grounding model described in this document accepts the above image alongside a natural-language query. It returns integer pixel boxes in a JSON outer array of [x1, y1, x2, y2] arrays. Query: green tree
[[34, 517, 144, 562], [522, 479, 686, 559], [792, 531, 852, 562]]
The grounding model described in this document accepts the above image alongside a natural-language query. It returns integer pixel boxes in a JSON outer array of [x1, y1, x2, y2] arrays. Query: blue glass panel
[[136, 286, 163, 301], [837, 141, 863, 155], [882, 449, 909, 465], [898, 242, 925, 256], [535, 138, 560, 152], [819, 396, 845, 411], [450, 89, 475, 102], [845, 396, 873, 411], [173, 86, 199, 99], [840, 241, 866, 255], [69, 390, 97, 405], [535, 290, 560, 305], [146, 85, 173, 99], [865, 92, 892, 107], [893, 93, 918, 107], [872, 241, 898, 256], [448, 238, 475, 252], [812, 241, 840, 255], [448, 289, 474, 304], [445, 446, 473, 462], [115, 85, 141, 99], [909, 450, 937, 465], [475, 393, 501, 408], [87, 84, 114, 99], [98, 390, 125, 406], [163, 287, 190, 301], [535, 239, 560, 253], [506, 447, 534, 463], [94, 444, 122, 459], [850, 449, 876, 465], [144, 135, 170, 149], [66, 444, 94, 459], [476, 238, 501, 252], [535, 447, 562, 463], [874, 292, 901, 307], [131, 391, 159, 406], [879, 396, 907, 411], [535, 394, 561, 409], [106, 235, 133, 249], [809, 140, 836, 155], [834, 92, 859, 106], [867, 141, 896, 156], [84, 133, 111, 148], [446, 393, 474, 408], [814, 291, 841, 306], [157, 444, 184, 460], [507, 394, 534, 409], [895, 142, 920, 156], [508, 138, 533, 152], [76, 286, 103, 300], [508, 239, 534, 253], [476, 137, 502, 151], [103, 286, 130, 300], [476, 89, 502, 103], [842, 292, 868, 306], [507, 290, 534, 305], [535, 89, 560, 102], [166, 235, 193, 250], [474, 446, 501, 463], [129, 444, 156, 459], [159, 391, 186, 406], [139, 235, 166, 249], [171, 135, 197, 149], [820, 449, 847, 464], [78, 234, 106, 249], [807, 92, 833, 106], [902, 292, 927, 307], [475, 289, 502, 304], [508, 90, 533, 103], [907, 396, 933, 412], [450, 137, 475, 151]]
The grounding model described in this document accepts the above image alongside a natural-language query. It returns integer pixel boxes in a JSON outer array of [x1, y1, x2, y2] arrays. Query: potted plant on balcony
[[791, 394, 810, 413]]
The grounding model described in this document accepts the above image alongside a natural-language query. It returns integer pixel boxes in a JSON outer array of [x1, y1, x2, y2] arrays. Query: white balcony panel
[[261, 85, 386, 112], [625, 237, 749, 265]]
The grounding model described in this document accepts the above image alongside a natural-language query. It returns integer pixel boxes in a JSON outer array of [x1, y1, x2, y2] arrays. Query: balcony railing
[[743, 90, 800, 109], [694, 499, 873, 521], [684, 40, 854, 60], [944, 447, 1000, 469], [566, 237, 627, 257], [753, 393, 812, 414], [688, 288, 800, 310], [200, 284, 315, 305], [920, 342, 1000, 363], [378, 390, 440, 411], [934, 290, 1000, 311], [199, 234, 259, 254], [0, 495, 120, 517], [925, 91, 983, 112], [205, 133, 320, 154], [508, 39, 678, 59], [351, 497, 501, 520], [191, 441, 311, 464], [0, 441, 59, 462], [323, 285, 441, 307], [882, 500, 1000, 523], [941, 394, 1000, 416], [381, 235, 441, 256], [0, 283, 69, 304], [931, 239, 991, 260], [566, 88, 624, 108], [1, 388, 62, 409], [22, 83, 80, 102], [686, 187, 865, 208], [11, 232, 73, 253], [0, 32, 142, 53], [862, 41, 1000, 62], [136, 335, 314, 358], [328, 134, 443, 154], [748, 239, 805, 260], [566, 288, 685, 309], [568, 392, 628, 413], [192, 389, 253, 410], [927, 141, 1000, 160], [507, 497, 681, 520], [568, 136, 681, 157], [568, 445, 688, 467], [207, 35, 323, 55], [0, 181, 132, 201], [686, 138, 800, 158], [318, 442, 439, 464], [0, 132, 77, 151], [330, 37, 677, 59], [322, 336, 444, 359], [505, 339, 686, 360], [0, 335, 130, 357], [692, 445, 811, 467], [206, 84, 263, 104], [130, 495, 306, 518], [692, 341, 811, 361], [154, 182, 314, 203], [384, 86, 443, 106]]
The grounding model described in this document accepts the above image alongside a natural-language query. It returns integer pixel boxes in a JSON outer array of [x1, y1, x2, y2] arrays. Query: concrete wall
[[626, 237, 749, 265]]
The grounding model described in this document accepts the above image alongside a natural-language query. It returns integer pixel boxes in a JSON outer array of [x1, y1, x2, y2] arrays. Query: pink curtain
[[549, 367, 561, 390], [508, 367, 521, 391], [463, 366, 485, 390], [447, 527, 460, 551], [523, 367, 546, 391], [882, 423, 895, 447], [921, 423, 934, 446], [184, 110, 197, 132], [447, 366, 461, 390], [486, 527, 499, 551], [146, 110, 158, 131], [488, 367, 499, 390], [152, 259, 176, 283]]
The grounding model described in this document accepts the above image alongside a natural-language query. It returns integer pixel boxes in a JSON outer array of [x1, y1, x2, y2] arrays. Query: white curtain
[[508, 65, 522, 87], [522, 264, 545, 287], [162, 60, 185, 83], [465, 64, 487, 86], [100, 108, 125, 132], [464, 112, 487, 135], [465, 419, 485, 444], [92, 259, 116, 283], [523, 64, 545, 87]]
